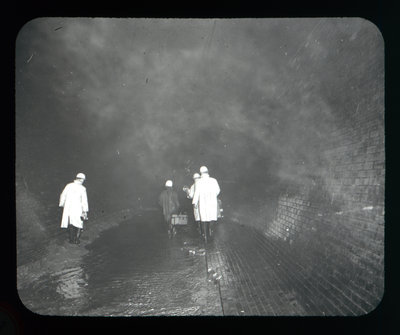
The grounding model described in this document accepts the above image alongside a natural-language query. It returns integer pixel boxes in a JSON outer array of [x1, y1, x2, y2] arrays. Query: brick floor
[[205, 221, 311, 316]]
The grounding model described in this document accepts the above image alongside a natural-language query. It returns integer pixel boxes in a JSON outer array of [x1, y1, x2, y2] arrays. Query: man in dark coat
[[159, 180, 180, 236]]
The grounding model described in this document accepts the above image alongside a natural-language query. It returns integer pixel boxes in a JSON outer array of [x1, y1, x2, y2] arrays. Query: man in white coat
[[192, 166, 220, 242], [184, 173, 201, 233], [59, 173, 89, 244]]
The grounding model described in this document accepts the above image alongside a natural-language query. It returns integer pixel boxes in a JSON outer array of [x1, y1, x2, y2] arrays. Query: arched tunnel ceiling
[[15, 18, 383, 211]]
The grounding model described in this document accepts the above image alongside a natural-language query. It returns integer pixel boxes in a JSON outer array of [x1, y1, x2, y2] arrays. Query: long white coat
[[59, 180, 89, 229], [192, 174, 220, 222], [187, 182, 200, 221]]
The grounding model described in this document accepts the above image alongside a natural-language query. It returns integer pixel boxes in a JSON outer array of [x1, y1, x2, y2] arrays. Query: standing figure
[[192, 166, 220, 242], [59, 173, 89, 245], [183, 173, 201, 233], [159, 180, 180, 237]]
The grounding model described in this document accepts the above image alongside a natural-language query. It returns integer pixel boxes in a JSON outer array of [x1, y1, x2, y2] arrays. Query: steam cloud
[[16, 18, 383, 213]]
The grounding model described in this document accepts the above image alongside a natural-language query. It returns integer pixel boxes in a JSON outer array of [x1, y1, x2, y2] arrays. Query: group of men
[[159, 165, 221, 241], [58, 165, 221, 245]]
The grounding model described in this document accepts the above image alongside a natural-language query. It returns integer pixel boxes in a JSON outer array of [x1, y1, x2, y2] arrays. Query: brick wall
[[258, 20, 385, 315], [263, 92, 384, 315]]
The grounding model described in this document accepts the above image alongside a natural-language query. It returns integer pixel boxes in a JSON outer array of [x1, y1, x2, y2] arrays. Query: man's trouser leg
[[200, 221, 205, 238], [202, 221, 210, 243], [167, 218, 172, 238], [205, 221, 211, 239], [210, 220, 216, 237], [76, 227, 82, 244], [196, 221, 201, 234], [68, 224, 75, 243]]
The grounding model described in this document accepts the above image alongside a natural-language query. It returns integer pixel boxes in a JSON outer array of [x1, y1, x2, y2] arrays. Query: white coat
[[187, 182, 200, 221], [59, 180, 89, 229], [192, 174, 220, 222]]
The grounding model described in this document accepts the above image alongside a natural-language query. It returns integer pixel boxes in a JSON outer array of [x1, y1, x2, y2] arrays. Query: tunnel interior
[[15, 18, 384, 315], [16, 18, 358, 212]]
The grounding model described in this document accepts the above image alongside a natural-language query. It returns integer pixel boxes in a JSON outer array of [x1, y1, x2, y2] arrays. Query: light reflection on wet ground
[[18, 213, 222, 316], [19, 212, 309, 316], [55, 266, 89, 300]]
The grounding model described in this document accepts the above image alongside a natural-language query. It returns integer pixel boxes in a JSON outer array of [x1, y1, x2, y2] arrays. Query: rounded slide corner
[[16, 286, 50, 317]]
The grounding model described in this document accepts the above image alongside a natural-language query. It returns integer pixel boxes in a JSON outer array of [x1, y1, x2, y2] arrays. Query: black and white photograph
[[15, 17, 384, 317]]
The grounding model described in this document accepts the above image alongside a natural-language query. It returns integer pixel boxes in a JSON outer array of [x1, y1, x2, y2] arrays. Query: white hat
[[193, 173, 200, 179], [76, 173, 86, 180], [199, 166, 208, 174], [165, 180, 173, 187]]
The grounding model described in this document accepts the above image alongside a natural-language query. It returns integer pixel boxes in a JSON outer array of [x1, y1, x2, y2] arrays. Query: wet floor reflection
[[18, 263, 90, 316], [19, 212, 222, 316], [79, 214, 221, 316], [19, 212, 312, 316], [54, 266, 88, 300]]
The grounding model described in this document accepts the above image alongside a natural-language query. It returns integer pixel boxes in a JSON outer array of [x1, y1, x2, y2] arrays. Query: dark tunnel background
[[16, 18, 381, 221]]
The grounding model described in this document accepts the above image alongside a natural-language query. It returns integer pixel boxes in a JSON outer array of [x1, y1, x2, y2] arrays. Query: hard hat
[[193, 173, 200, 179], [165, 180, 173, 187], [199, 166, 208, 174], [76, 173, 86, 180]]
